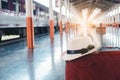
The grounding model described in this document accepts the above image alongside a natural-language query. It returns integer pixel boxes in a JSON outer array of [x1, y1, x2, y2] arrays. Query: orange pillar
[[49, 20, 54, 39], [49, 0, 54, 39], [76, 24, 78, 34], [59, 20, 63, 35], [65, 22, 69, 33], [25, 0, 34, 48]]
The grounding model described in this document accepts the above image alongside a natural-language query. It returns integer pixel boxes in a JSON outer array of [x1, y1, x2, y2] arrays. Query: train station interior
[[0, 0, 120, 80]]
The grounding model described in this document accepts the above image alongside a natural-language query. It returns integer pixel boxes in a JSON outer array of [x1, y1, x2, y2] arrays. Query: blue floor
[[0, 32, 66, 80]]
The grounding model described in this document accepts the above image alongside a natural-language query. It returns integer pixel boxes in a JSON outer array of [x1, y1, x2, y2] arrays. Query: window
[[13, 4, 15, 11], [12, 0, 16, 3], [1, 1, 8, 10]]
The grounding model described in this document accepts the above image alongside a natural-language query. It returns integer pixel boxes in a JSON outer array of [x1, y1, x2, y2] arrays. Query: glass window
[[1, 1, 8, 10], [13, 4, 15, 11], [12, 0, 16, 3]]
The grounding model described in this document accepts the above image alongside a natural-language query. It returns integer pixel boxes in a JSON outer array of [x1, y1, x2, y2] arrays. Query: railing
[[0, 9, 26, 17]]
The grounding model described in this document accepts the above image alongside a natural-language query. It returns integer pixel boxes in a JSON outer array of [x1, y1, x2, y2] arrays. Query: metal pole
[[59, 0, 63, 35], [16, 0, 19, 13], [68, 1, 71, 37], [111, 8, 114, 47], [65, 0, 68, 48], [116, 8, 119, 47], [110, 12, 112, 47], [25, 0, 34, 48], [65, 0, 68, 33], [0, 0, 1, 9], [118, 9, 120, 48], [112, 17, 114, 47]]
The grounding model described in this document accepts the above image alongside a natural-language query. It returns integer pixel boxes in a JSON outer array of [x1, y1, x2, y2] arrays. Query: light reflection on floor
[[0, 32, 66, 80], [102, 27, 120, 48]]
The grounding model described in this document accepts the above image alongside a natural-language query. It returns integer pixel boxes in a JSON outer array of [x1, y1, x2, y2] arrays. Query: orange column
[[25, 0, 34, 48], [49, 20, 54, 39], [76, 24, 78, 34], [59, 20, 63, 35], [49, 0, 54, 39], [65, 22, 69, 33]]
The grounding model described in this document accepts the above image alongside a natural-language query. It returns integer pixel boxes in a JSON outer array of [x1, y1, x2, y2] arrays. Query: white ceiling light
[[82, 8, 88, 23], [89, 8, 101, 21]]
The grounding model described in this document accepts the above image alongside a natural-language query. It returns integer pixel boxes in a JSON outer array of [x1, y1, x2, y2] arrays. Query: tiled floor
[[1, 27, 120, 80], [0, 32, 66, 80]]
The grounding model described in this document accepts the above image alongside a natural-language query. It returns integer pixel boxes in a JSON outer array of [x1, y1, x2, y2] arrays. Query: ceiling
[[69, 0, 120, 18]]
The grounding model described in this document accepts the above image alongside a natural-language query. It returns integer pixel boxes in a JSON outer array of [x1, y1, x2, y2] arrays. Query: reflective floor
[[102, 27, 120, 48], [0, 32, 66, 80]]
